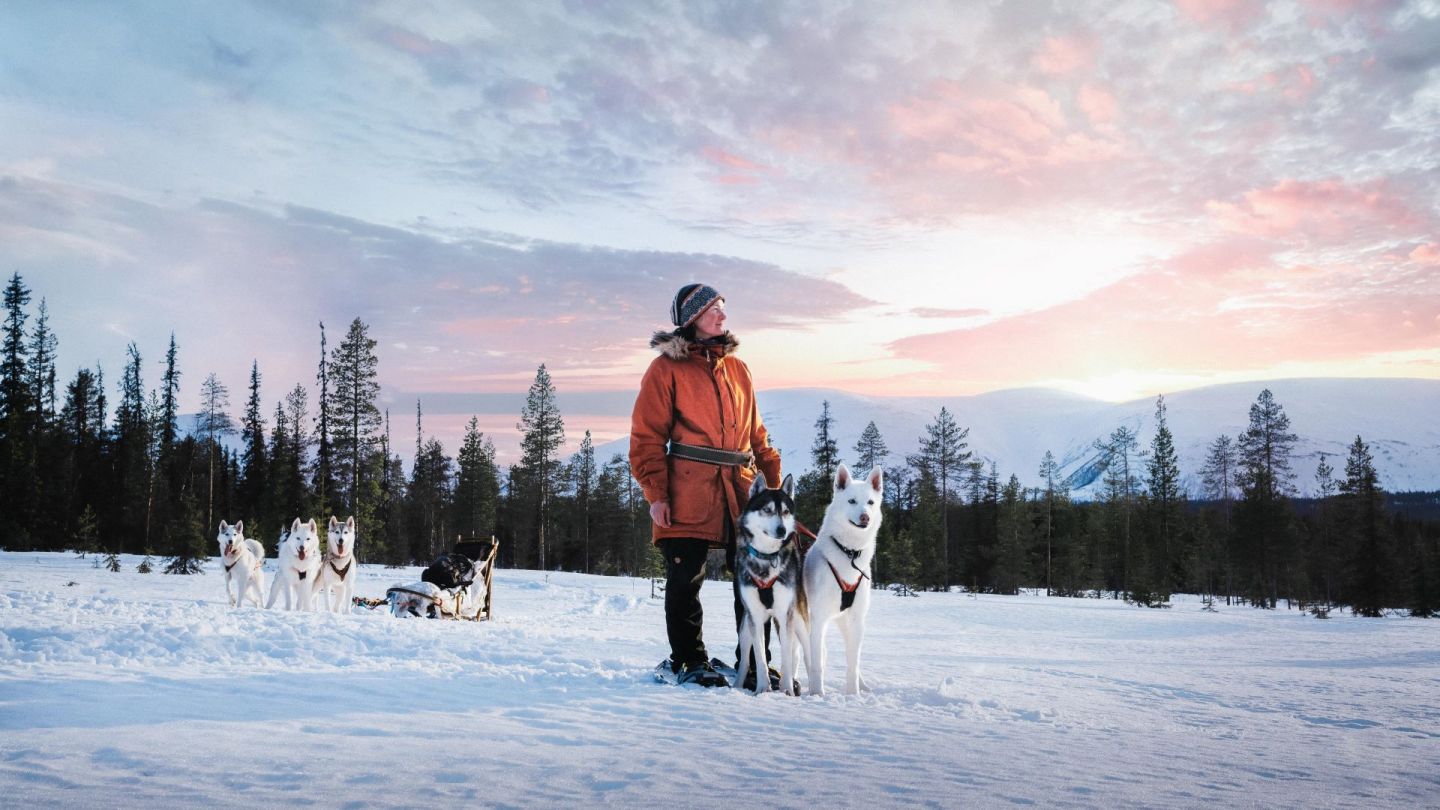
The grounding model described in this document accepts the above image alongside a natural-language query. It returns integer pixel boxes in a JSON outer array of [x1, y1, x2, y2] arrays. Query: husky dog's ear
[[781, 473, 796, 498], [290, 517, 302, 534], [329, 515, 339, 530], [834, 462, 852, 490], [219, 520, 229, 532], [867, 467, 883, 493], [345, 515, 356, 530], [235, 520, 244, 534], [308, 518, 319, 535], [749, 471, 768, 498]]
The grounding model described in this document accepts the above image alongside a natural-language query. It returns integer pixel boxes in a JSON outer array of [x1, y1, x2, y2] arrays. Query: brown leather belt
[[668, 441, 754, 467]]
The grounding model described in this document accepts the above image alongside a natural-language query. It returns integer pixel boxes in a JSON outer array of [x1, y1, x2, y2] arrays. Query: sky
[[2, 0, 1438, 462]]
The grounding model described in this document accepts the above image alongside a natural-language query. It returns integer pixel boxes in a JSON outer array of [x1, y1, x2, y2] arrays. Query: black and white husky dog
[[735, 472, 810, 695]]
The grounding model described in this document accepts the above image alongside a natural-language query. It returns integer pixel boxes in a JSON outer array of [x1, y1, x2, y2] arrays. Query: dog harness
[[827, 535, 870, 612], [742, 533, 796, 610], [327, 557, 353, 579], [749, 572, 780, 609], [224, 558, 241, 573]]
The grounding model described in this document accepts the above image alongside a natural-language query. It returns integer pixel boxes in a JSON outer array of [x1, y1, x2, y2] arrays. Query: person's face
[[693, 299, 727, 339]]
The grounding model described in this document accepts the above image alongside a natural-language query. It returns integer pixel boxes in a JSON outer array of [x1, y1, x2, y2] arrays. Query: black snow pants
[[660, 536, 771, 671]]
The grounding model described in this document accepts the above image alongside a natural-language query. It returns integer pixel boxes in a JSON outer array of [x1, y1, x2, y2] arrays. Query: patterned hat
[[670, 283, 723, 327]]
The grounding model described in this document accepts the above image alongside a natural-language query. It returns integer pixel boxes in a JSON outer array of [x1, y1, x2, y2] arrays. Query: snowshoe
[[653, 658, 734, 688]]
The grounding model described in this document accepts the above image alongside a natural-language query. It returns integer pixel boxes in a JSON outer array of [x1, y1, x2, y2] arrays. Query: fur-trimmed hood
[[649, 330, 740, 360]]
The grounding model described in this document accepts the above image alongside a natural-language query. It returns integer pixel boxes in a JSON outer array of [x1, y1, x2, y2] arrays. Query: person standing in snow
[[630, 283, 784, 688]]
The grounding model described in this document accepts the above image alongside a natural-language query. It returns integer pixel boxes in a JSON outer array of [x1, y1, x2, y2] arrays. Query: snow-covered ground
[[2, 552, 1436, 808]]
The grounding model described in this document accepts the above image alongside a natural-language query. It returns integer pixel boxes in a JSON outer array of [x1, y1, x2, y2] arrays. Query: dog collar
[[745, 544, 783, 562], [830, 535, 864, 561]]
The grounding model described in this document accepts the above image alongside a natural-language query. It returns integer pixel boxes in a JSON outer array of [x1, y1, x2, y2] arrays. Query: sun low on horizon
[[2, 1, 1437, 453]]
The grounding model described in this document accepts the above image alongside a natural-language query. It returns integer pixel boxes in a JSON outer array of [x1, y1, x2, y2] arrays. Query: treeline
[[0, 273, 655, 575], [4, 270, 1437, 614], [799, 392, 1439, 617]]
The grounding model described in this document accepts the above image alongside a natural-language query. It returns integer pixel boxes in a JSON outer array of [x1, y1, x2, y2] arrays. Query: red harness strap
[[750, 573, 780, 590], [826, 561, 864, 592], [827, 559, 868, 611]]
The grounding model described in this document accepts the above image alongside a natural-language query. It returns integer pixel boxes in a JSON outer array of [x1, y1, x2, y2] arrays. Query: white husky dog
[[803, 463, 883, 696], [266, 518, 321, 611], [217, 520, 266, 608], [313, 516, 358, 613]]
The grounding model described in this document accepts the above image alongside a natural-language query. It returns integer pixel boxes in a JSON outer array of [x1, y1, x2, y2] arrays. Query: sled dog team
[[216, 463, 882, 697], [217, 516, 358, 613]]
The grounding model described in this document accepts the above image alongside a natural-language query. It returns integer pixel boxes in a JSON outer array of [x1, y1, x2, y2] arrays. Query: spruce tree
[[327, 318, 381, 520], [1095, 425, 1140, 598], [993, 474, 1030, 595], [1038, 450, 1070, 596], [239, 360, 268, 535], [282, 383, 310, 521], [1236, 389, 1297, 608], [164, 489, 207, 574], [1144, 395, 1182, 601], [377, 407, 406, 564], [113, 343, 150, 551], [797, 401, 841, 531], [409, 433, 452, 562], [1200, 433, 1239, 601], [1, 272, 36, 546], [1311, 454, 1338, 608], [453, 415, 499, 542], [159, 333, 181, 454], [573, 430, 597, 573], [28, 297, 57, 425], [73, 504, 99, 556], [198, 372, 235, 537], [853, 420, 889, 473], [517, 364, 564, 569], [312, 321, 336, 518], [1, 271, 33, 419], [1340, 436, 1388, 617], [908, 407, 971, 587]]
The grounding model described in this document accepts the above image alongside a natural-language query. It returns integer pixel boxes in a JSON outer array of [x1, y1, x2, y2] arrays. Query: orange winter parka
[[629, 330, 783, 546]]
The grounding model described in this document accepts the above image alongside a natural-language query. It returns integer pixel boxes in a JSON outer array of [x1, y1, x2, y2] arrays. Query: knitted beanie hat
[[670, 283, 723, 327]]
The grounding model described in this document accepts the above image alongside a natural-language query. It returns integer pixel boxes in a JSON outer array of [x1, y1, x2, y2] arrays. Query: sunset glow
[[2, 1, 1437, 457]]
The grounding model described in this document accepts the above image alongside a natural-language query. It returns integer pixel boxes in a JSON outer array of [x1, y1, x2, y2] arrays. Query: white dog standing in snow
[[313, 515, 358, 613], [217, 520, 266, 608], [266, 518, 321, 611], [803, 463, 883, 696]]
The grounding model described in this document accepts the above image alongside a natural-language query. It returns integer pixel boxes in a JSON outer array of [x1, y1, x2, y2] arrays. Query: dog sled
[[356, 537, 498, 621]]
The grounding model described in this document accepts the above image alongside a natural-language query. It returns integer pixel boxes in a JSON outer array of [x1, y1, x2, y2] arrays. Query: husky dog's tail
[[794, 546, 809, 623]]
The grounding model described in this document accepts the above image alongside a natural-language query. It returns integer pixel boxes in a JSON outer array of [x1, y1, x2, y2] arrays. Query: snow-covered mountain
[[595, 378, 1440, 496]]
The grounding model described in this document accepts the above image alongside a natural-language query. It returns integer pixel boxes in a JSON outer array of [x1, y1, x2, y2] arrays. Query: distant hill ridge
[[594, 378, 1440, 497]]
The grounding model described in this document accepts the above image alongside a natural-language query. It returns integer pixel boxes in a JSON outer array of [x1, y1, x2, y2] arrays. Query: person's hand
[[649, 500, 672, 528]]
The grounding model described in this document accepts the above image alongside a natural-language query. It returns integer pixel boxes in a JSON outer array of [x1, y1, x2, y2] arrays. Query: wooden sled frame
[[355, 537, 499, 621]]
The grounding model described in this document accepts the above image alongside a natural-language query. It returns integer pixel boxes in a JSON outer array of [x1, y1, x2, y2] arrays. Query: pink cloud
[[1411, 243, 1440, 265], [1175, 0, 1265, 31], [701, 146, 765, 173], [888, 244, 1440, 387], [1206, 179, 1420, 241], [1077, 83, 1118, 126], [886, 80, 1121, 182], [1032, 35, 1098, 76], [700, 146, 773, 186]]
